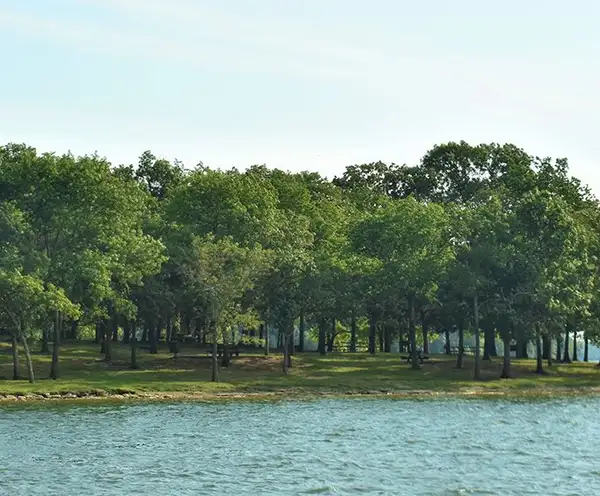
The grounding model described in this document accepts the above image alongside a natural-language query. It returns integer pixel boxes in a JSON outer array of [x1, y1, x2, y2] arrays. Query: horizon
[[1, 0, 599, 191]]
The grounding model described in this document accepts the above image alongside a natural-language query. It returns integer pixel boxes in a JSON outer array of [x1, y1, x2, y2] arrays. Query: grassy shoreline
[[1, 342, 599, 404]]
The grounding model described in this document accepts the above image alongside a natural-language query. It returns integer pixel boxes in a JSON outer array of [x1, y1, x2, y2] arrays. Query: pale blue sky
[[1, 0, 599, 189]]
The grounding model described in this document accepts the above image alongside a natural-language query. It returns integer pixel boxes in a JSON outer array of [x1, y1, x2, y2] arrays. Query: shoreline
[[2, 386, 600, 405]]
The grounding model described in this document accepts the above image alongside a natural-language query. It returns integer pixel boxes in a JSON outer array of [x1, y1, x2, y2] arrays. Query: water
[[1, 398, 599, 495]]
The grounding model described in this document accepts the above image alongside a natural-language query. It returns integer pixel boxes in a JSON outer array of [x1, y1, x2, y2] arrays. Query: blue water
[[1, 398, 599, 495]]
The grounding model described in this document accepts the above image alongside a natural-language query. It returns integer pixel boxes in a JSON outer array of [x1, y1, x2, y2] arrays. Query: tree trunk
[[483, 325, 497, 358], [572, 329, 578, 361], [298, 310, 305, 352], [130, 321, 138, 369], [350, 313, 357, 353], [327, 319, 335, 352], [104, 321, 113, 363], [542, 335, 550, 360], [368, 314, 377, 354], [211, 340, 219, 382], [473, 293, 481, 380], [95, 322, 102, 344], [50, 311, 61, 380], [563, 323, 571, 363], [166, 318, 173, 343], [456, 325, 464, 369], [378, 325, 384, 353], [221, 327, 230, 367], [535, 327, 544, 375], [264, 323, 270, 357], [584, 333, 589, 362], [384, 324, 392, 353], [142, 327, 148, 343], [408, 295, 420, 370], [149, 323, 158, 354], [283, 333, 290, 375], [516, 339, 528, 359], [420, 310, 429, 355], [556, 336, 562, 363], [444, 328, 451, 355], [123, 319, 131, 345], [500, 336, 511, 379], [70, 320, 79, 340], [547, 335, 553, 368], [40, 326, 50, 354], [318, 319, 327, 355], [11, 334, 20, 380], [286, 323, 293, 369], [21, 332, 35, 384]]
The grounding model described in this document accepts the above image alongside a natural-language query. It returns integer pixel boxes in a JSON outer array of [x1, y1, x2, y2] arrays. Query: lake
[[1, 398, 599, 495]]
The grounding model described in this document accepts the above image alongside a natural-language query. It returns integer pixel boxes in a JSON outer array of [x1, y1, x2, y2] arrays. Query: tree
[[351, 197, 454, 369]]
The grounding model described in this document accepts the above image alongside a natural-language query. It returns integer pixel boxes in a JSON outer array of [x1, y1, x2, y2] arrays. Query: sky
[[1, 0, 599, 189]]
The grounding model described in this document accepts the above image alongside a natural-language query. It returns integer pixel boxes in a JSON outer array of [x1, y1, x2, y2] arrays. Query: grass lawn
[[1, 341, 599, 401]]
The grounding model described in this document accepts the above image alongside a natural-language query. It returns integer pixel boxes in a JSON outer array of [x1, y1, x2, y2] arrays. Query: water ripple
[[2, 398, 600, 495]]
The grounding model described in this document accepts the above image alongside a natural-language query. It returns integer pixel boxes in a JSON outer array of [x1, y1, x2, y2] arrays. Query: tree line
[[1, 141, 599, 383]]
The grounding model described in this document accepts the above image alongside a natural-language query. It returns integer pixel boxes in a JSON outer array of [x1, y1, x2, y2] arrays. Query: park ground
[[1, 342, 599, 402]]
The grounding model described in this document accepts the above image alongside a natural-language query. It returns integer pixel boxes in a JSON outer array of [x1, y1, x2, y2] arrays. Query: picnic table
[[400, 350, 430, 364], [205, 344, 240, 357]]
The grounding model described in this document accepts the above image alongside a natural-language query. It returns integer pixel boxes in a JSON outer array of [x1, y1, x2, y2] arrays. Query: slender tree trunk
[[50, 310, 60, 380], [264, 323, 270, 357], [166, 318, 173, 343], [298, 310, 305, 352], [584, 333, 589, 362], [40, 326, 50, 354], [384, 324, 392, 353], [483, 325, 497, 358], [556, 336, 562, 363], [542, 335, 550, 360], [21, 331, 35, 384], [327, 319, 336, 352], [130, 321, 138, 369], [318, 319, 327, 356], [500, 336, 511, 379], [149, 323, 158, 354], [211, 340, 219, 382], [420, 310, 429, 355], [11, 334, 20, 380], [563, 323, 571, 363], [123, 319, 131, 345], [473, 293, 481, 380], [547, 335, 553, 368], [221, 327, 230, 367], [350, 313, 357, 353], [572, 329, 578, 361], [535, 327, 544, 375], [141, 327, 148, 343], [104, 321, 113, 363], [444, 328, 451, 355], [408, 295, 420, 370], [456, 325, 464, 369], [70, 320, 79, 340], [377, 324, 384, 353], [286, 323, 293, 370], [95, 322, 101, 344], [283, 333, 290, 375], [368, 314, 377, 354]]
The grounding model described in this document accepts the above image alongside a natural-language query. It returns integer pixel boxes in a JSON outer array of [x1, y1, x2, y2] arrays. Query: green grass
[[1, 341, 599, 401]]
